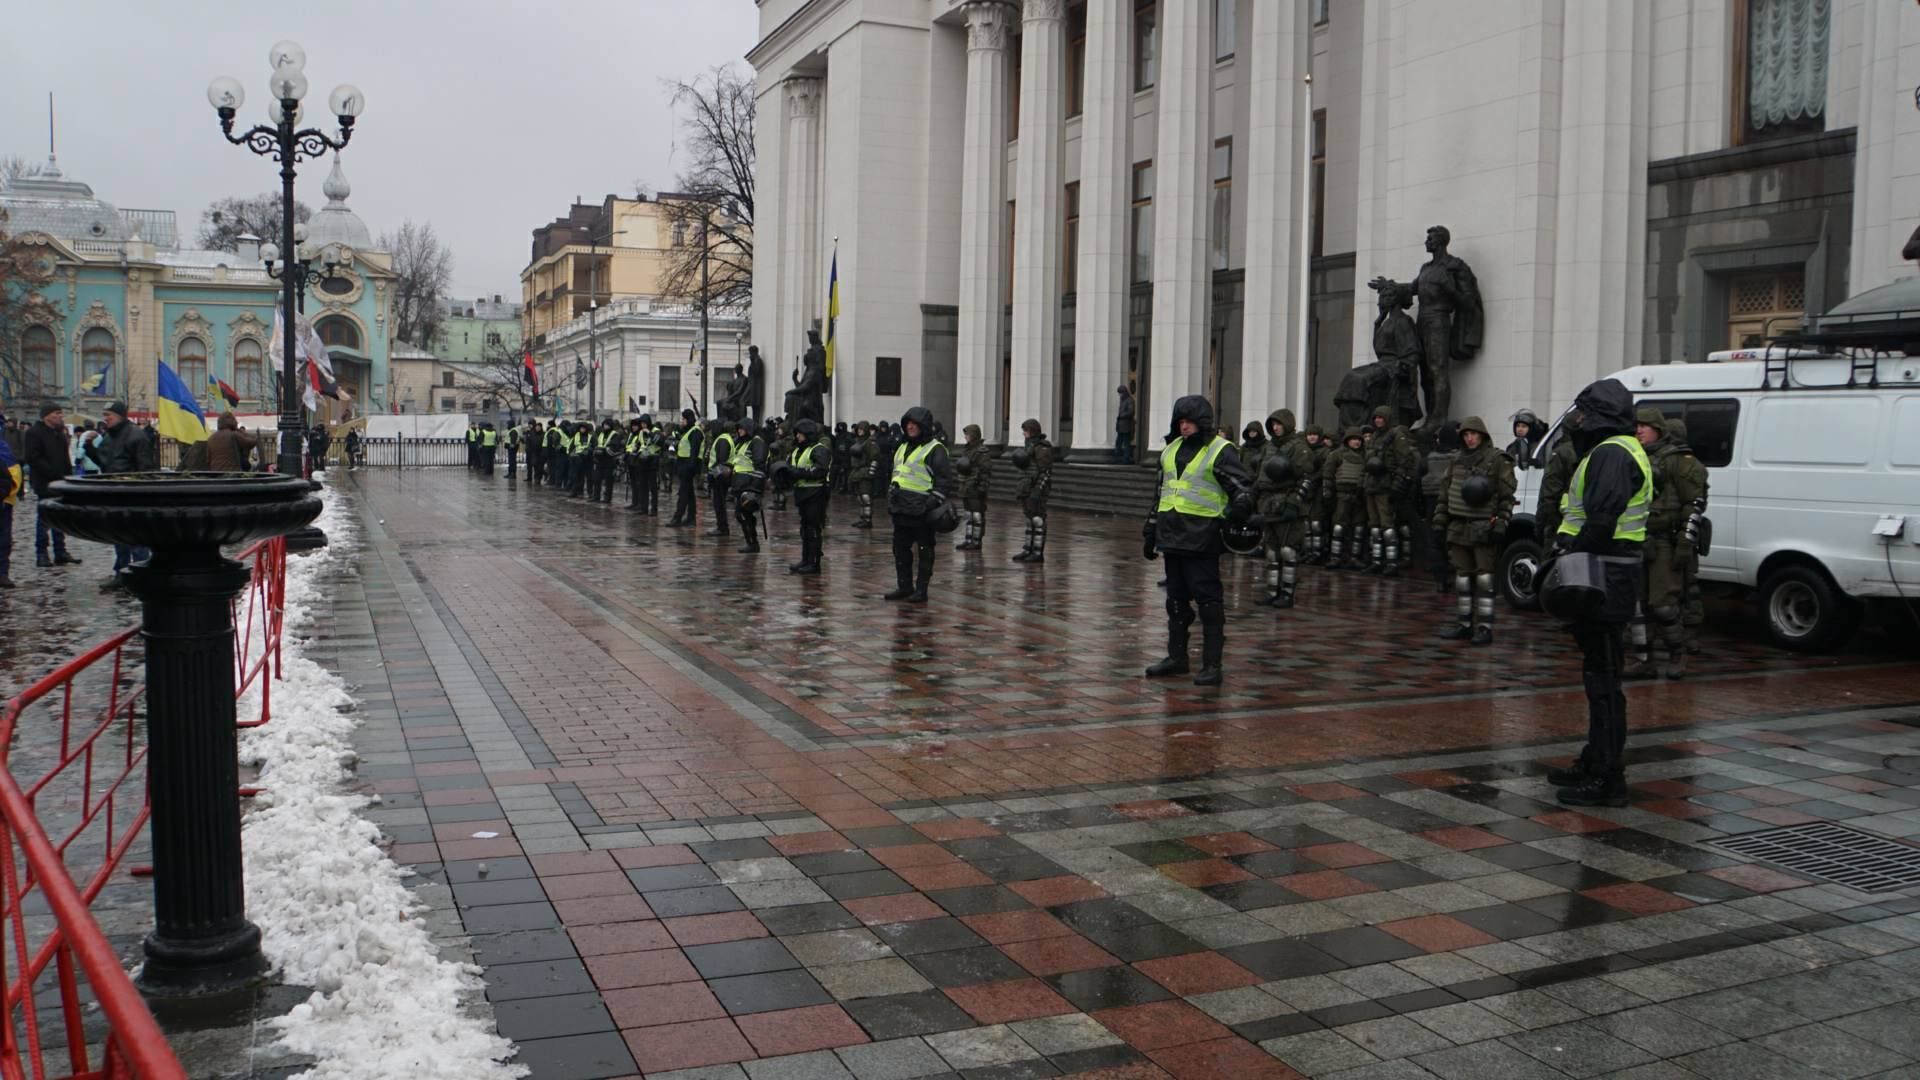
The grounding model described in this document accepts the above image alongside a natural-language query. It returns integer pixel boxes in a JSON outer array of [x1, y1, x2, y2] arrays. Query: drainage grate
[[1713, 822, 1920, 893]]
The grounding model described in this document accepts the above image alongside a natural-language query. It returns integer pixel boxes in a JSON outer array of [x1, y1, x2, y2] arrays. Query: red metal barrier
[[0, 537, 287, 1079]]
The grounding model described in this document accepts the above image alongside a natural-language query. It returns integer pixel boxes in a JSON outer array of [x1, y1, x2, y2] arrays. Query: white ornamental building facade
[[748, 0, 1920, 453]]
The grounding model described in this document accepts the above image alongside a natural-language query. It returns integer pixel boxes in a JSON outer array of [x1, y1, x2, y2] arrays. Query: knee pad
[[1454, 575, 1473, 597], [1278, 546, 1298, 565], [1265, 549, 1282, 568], [1165, 597, 1195, 625], [1474, 572, 1494, 597]]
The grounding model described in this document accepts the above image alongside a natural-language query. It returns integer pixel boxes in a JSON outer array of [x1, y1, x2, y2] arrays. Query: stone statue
[[785, 328, 827, 425], [718, 363, 751, 424], [746, 345, 766, 422], [1368, 225, 1483, 425]]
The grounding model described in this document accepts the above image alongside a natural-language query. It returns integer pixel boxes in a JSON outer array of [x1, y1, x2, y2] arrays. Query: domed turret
[[305, 155, 372, 250]]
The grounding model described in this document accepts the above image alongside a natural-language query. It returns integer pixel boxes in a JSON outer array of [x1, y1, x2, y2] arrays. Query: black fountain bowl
[[42, 473, 323, 551]]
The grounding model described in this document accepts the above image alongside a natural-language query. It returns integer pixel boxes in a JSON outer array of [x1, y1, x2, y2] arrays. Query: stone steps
[[987, 461, 1158, 516]]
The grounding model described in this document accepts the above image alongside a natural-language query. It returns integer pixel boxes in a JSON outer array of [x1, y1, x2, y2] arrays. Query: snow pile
[[235, 489, 527, 1080]]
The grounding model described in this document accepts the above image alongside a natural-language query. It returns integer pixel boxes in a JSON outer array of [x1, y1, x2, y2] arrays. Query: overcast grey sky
[[2, 0, 758, 300]]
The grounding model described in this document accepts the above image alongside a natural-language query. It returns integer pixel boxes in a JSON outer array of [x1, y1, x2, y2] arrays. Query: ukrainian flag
[[79, 362, 110, 394], [155, 360, 210, 444], [824, 247, 839, 380]]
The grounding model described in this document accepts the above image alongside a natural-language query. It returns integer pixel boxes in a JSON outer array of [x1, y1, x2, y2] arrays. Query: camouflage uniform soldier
[[1011, 418, 1055, 563], [848, 421, 879, 528], [768, 420, 794, 512], [1324, 428, 1369, 569], [1629, 407, 1709, 679], [1256, 409, 1313, 608], [1302, 425, 1333, 563], [954, 423, 994, 551], [1432, 416, 1517, 644], [1362, 406, 1419, 575], [1534, 437, 1580, 539], [1667, 418, 1709, 656]]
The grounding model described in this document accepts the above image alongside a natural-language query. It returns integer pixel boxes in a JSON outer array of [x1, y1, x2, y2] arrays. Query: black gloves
[[1142, 518, 1159, 561], [1226, 494, 1255, 526]]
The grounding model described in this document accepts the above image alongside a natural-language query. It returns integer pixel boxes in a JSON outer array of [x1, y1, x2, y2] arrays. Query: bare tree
[[2, 156, 36, 183], [656, 66, 754, 311], [380, 220, 455, 347], [197, 193, 313, 251]]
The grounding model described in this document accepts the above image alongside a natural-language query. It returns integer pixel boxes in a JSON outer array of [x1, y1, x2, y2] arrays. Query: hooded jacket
[[1562, 378, 1646, 556], [1363, 405, 1416, 494], [788, 418, 831, 493], [957, 423, 994, 500], [1255, 409, 1312, 516], [887, 406, 956, 519], [1149, 395, 1254, 555], [1016, 420, 1055, 500]]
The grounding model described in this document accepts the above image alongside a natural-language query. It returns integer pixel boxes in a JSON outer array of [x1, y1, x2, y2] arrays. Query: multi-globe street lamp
[[261, 222, 347, 311], [207, 40, 365, 481]]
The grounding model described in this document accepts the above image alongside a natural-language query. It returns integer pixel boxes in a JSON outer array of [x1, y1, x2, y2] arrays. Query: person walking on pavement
[[22, 404, 79, 570], [1432, 416, 1516, 645], [954, 423, 993, 551], [1141, 395, 1255, 686], [1545, 378, 1651, 809], [1114, 385, 1136, 464], [782, 418, 832, 574], [89, 402, 158, 585], [668, 410, 705, 526], [884, 406, 956, 602], [1011, 418, 1054, 563]]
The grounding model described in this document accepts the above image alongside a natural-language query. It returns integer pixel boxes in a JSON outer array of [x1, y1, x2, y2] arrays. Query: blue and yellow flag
[[78, 362, 110, 394], [824, 247, 840, 380], [154, 360, 209, 444]]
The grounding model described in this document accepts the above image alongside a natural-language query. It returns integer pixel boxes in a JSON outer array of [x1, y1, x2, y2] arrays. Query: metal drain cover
[[1713, 822, 1920, 893]]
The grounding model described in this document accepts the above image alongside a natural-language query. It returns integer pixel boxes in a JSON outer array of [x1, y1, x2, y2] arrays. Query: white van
[[1501, 348, 1920, 651]]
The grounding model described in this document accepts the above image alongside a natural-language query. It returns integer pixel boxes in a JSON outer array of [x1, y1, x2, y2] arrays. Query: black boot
[[885, 548, 914, 600], [1193, 602, 1226, 686], [910, 552, 933, 603], [1546, 751, 1594, 788], [1145, 601, 1193, 677], [1557, 770, 1628, 808]]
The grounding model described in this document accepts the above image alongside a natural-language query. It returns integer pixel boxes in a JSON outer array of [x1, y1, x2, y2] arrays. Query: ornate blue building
[[1, 153, 394, 419]]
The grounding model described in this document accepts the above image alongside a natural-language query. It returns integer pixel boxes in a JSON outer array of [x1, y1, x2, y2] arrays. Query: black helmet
[[1010, 447, 1030, 468], [1262, 454, 1296, 487], [1461, 473, 1495, 508], [954, 454, 973, 475], [1365, 453, 1387, 475]]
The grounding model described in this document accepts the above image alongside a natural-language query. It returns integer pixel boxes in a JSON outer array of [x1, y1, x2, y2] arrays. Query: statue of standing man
[[1369, 225, 1483, 426], [785, 328, 827, 426]]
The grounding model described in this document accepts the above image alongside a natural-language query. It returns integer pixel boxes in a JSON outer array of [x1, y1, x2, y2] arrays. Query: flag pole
[[827, 237, 839, 430]]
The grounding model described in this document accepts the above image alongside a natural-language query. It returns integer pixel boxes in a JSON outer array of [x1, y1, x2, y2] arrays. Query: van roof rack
[[1747, 276, 1920, 390]]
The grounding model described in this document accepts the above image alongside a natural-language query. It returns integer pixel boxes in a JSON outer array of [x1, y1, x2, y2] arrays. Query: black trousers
[[1573, 619, 1629, 775], [594, 455, 618, 501], [797, 489, 829, 565], [530, 450, 545, 485], [569, 455, 589, 496], [710, 477, 732, 534], [482, 445, 496, 474], [673, 466, 697, 523], [631, 459, 658, 511], [892, 516, 936, 591], [1162, 552, 1225, 611], [506, 445, 518, 477]]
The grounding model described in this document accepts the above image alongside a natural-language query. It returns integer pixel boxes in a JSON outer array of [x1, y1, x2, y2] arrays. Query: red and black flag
[[522, 345, 540, 395]]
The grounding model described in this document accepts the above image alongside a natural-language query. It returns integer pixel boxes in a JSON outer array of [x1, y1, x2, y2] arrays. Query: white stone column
[[780, 77, 824, 384], [955, 0, 1016, 443], [1068, 0, 1133, 456], [1849, 0, 1920, 294], [1147, 0, 1215, 436], [1240, 0, 1310, 416], [1008, 0, 1067, 438], [750, 79, 784, 415]]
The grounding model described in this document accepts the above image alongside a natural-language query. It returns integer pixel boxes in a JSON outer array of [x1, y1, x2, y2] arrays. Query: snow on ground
[[235, 483, 526, 1080]]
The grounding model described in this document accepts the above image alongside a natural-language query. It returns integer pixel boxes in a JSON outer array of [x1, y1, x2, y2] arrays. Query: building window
[[1311, 108, 1327, 257], [1733, 0, 1829, 144], [1064, 182, 1081, 293], [875, 356, 903, 397], [1727, 270, 1806, 347], [23, 326, 56, 392], [1131, 162, 1155, 284], [234, 337, 264, 399], [1214, 0, 1235, 60], [1067, 5, 1087, 117], [442, 371, 456, 388], [1211, 138, 1232, 272], [672, 221, 687, 248], [175, 335, 207, 396], [487, 332, 502, 346], [1312, 0, 1329, 26], [440, 397, 455, 412], [80, 328, 116, 395], [1134, 1, 1158, 92], [316, 317, 361, 352]]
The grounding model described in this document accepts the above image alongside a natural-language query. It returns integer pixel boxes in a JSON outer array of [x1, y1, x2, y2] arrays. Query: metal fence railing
[[355, 438, 468, 468]]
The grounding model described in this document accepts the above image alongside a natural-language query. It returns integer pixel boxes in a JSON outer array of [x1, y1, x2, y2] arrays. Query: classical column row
[[955, 1, 1017, 443], [1066, 0, 1135, 453], [1007, 0, 1067, 434], [780, 77, 823, 383]]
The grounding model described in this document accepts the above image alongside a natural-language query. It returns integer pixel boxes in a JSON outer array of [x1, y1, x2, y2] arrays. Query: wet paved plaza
[[13, 470, 1920, 1079]]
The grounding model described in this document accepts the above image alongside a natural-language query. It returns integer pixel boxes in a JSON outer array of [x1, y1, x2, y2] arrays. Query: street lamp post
[[208, 41, 365, 483], [262, 228, 347, 312]]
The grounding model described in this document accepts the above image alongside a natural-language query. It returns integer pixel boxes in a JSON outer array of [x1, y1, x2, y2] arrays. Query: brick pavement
[[329, 471, 1920, 1079]]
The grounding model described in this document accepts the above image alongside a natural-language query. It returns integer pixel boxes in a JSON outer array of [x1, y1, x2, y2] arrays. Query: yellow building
[[521, 193, 724, 346]]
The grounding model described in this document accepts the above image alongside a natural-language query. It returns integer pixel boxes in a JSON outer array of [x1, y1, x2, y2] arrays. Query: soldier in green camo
[[1534, 431, 1581, 539], [1303, 424, 1333, 563], [1630, 407, 1709, 679], [1668, 417, 1709, 657], [1323, 428, 1370, 568], [1255, 409, 1313, 608], [768, 419, 794, 512], [1011, 418, 1055, 563], [954, 423, 994, 550], [1432, 416, 1516, 645], [848, 421, 879, 528], [1362, 406, 1420, 575]]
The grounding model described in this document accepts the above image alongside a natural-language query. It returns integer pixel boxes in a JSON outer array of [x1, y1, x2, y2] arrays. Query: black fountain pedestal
[[42, 473, 321, 998]]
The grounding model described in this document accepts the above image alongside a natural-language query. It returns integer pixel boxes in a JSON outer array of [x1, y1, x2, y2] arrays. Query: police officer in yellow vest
[[1142, 396, 1256, 686], [627, 416, 661, 514], [1544, 378, 1652, 809], [667, 410, 706, 527], [481, 423, 499, 476], [779, 418, 832, 574], [884, 406, 957, 602], [706, 421, 737, 537], [728, 415, 769, 553]]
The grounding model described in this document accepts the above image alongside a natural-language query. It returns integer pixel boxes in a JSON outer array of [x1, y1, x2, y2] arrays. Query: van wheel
[[1499, 539, 1544, 610], [1760, 565, 1858, 652]]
